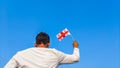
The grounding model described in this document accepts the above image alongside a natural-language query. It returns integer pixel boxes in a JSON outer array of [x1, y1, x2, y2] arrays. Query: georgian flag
[[56, 28, 71, 41]]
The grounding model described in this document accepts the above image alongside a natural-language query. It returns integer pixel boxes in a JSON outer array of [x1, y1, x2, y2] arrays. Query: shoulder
[[13, 47, 34, 57], [18, 47, 34, 53], [49, 48, 66, 56], [49, 48, 60, 53]]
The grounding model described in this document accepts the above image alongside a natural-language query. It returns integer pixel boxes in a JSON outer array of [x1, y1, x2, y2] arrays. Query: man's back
[[4, 47, 80, 68], [6, 48, 62, 68]]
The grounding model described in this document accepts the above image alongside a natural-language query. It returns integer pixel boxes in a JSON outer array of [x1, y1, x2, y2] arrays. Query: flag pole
[[70, 34, 75, 41], [66, 27, 75, 41]]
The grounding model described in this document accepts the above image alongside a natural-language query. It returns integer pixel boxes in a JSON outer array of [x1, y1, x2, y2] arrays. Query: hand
[[73, 40, 79, 48]]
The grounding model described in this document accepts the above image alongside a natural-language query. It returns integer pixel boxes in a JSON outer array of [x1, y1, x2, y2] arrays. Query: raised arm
[[59, 40, 80, 64]]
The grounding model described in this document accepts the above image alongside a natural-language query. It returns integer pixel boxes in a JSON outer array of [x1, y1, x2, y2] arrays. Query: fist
[[73, 40, 79, 48]]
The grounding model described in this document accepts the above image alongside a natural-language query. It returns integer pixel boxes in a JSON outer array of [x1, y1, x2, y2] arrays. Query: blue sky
[[0, 0, 119, 68]]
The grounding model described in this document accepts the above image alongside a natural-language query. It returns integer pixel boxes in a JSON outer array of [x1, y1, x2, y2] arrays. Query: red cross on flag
[[56, 28, 71, 41]]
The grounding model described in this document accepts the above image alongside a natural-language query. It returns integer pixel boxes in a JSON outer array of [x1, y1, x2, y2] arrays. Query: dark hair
[[36, 32, 50, 44]]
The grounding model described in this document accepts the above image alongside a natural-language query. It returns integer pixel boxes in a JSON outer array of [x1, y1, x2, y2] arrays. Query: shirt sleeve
[[4, 55, 19, 68], [58, 48, 80, 64]]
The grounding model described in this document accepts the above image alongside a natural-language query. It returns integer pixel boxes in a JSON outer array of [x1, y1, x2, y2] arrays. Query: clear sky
[[0, 0, 119, 68]]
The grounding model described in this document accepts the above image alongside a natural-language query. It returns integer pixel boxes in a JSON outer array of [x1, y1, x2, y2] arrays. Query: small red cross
[[58, 31, 69, 40]]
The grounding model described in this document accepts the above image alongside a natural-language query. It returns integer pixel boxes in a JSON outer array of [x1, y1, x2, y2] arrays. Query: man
[[4, 32, 80, 68]]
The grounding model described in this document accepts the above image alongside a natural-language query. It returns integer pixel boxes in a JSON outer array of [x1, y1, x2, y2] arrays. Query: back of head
[[36, 32, 50, 45]]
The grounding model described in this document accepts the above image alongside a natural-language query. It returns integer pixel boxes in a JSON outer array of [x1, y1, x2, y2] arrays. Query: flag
[[56, 28, 71, 41]]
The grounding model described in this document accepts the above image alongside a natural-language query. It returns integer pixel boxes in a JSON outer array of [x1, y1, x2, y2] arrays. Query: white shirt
[[4, 48, 80, 68]]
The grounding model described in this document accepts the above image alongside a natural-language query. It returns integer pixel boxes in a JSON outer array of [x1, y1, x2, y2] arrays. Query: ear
[[47, 43, 50, 47], [45, 43, 50, 48], [34, 43, 37, 47]]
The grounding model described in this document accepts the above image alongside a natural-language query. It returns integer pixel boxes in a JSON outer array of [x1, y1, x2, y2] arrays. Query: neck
[[37, 46, 48, 48], [35, 43, 48, 48]]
